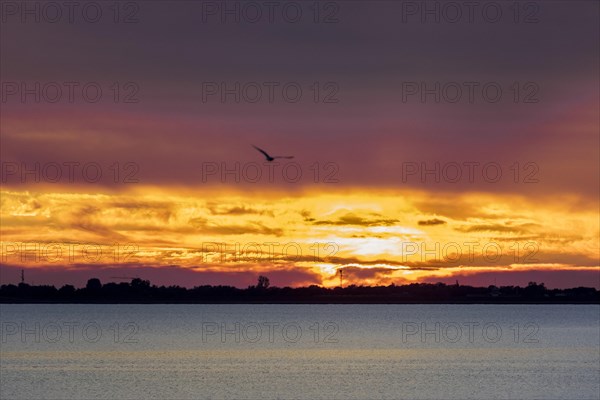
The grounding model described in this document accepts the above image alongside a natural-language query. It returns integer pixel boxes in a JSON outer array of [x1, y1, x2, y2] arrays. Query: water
[[1, 304, 598, 399]]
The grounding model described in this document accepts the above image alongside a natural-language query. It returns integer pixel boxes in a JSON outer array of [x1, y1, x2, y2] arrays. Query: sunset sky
[[1, 1, 598, 288]]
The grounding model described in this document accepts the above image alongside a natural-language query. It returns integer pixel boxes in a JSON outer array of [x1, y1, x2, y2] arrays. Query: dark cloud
[[0, 263, 322, 289], [68, 206, 129, 241], [1, 2, 597, 198], [109, 201, 174, 222], [455, 223, 539, 234], [418, 218, 446, 226], [300, 210, 315, 222], [207, 203, 273, 216], [189, 220, 283, 236], [338, 266, 397, 282], [314, 212, 398, 227]]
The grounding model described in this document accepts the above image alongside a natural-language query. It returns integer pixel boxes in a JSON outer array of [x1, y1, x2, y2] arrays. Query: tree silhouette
[[86, 278, 102, 291], [257, 275, 270, 290], [131, 278, 151, 288], [1, 278, 598, 304], [59, 284, 75, 296]]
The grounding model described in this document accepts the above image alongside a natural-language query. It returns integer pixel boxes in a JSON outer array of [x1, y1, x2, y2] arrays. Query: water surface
[[1, 304, 598, 399]]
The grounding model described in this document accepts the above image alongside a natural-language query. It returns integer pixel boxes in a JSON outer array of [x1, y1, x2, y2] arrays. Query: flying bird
[[252, 145, 294, 162]]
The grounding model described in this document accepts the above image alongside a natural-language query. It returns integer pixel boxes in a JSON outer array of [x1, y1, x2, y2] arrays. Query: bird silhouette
[[252, 145, 294, 162]]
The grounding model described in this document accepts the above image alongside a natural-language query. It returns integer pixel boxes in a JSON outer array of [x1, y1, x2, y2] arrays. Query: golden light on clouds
[[1, 186, 598, 287]]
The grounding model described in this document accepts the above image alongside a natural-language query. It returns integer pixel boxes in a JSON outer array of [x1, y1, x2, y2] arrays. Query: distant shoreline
[[1, 300, 599, 304], [2, 278, 598, 304]]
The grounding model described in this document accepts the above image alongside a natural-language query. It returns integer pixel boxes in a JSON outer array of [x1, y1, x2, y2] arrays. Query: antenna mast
[[339, 269, 343, 288], [20, 269, 25, 284]]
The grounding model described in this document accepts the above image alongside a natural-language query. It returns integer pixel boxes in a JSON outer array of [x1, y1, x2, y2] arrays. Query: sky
[[1, 1, 598, 289]]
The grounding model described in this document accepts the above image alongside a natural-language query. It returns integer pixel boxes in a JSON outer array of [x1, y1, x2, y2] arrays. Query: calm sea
[[1, 304, 598, 399]]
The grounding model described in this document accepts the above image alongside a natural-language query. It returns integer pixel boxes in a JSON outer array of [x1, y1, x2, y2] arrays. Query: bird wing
[[252, 145, 271, 159], [274, 156, 294, 159]]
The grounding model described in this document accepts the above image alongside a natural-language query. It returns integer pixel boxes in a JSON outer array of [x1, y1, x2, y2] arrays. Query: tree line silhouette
[[1, 276, 598, 303]]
